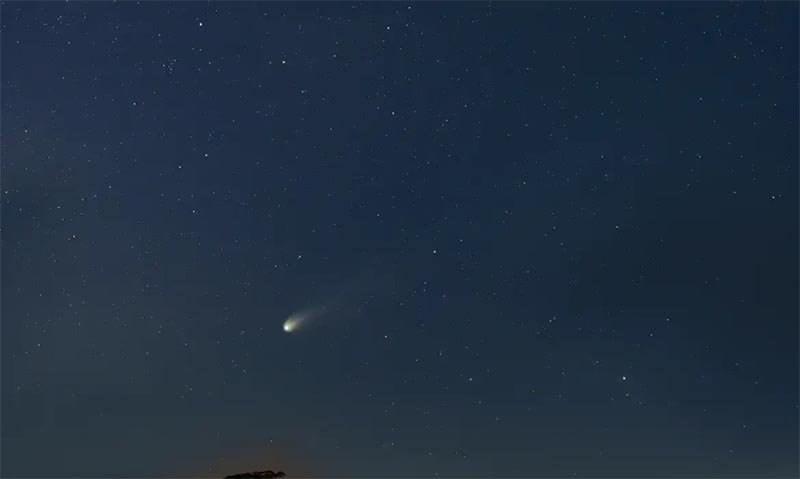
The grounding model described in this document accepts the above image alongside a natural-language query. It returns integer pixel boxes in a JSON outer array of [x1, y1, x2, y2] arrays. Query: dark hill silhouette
[[224, 471, 285, 479]]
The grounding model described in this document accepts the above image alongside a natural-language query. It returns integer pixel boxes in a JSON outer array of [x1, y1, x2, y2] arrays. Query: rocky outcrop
[[224, 471, 285, 479]]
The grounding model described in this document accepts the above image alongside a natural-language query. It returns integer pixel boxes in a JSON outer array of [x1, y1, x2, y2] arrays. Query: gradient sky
[[2, 2, 798, 478]]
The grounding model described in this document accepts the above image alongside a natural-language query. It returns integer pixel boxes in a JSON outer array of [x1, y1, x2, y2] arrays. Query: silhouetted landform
[[224, 471, 285, 479]]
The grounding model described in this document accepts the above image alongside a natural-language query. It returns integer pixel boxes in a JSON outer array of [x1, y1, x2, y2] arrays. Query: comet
[[282, 314, 304, 333], [282, 307, 325, 333], [281, 269, 393, 334]]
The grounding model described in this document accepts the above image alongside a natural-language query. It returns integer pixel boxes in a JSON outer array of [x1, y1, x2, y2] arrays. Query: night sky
[[1, 2, 798, 478]]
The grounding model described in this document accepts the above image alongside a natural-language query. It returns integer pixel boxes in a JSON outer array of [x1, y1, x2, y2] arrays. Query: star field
[[1, 2, 798, 478]]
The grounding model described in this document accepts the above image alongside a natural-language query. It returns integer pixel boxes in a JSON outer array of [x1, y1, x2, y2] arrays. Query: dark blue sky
[[2, 2, 798, 477]]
